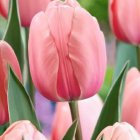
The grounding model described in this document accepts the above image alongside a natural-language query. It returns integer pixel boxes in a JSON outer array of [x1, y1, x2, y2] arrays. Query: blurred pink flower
[[0, 120, 47, 140], [29, 0, 106, 101], [51, 95, 103, 140], [0, 0, 51, 27], [109, 0, 140, 45], [96, 122, 140, 140], [0, 41, 22, 125], [122, 67, 140, 133]]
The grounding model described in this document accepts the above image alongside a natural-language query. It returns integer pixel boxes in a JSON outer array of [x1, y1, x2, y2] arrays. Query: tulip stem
[[137, 47, 140, 70], [69, 101, 82, 140], [24, 28, 35, 103]]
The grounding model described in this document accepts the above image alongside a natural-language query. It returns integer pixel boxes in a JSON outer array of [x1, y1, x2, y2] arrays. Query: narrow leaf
[[62, 120, 78, 140], [3, 0, 23, 70], [8, 68, 41, 131], [91, 62, 129, 140], [0, 123, 9, 135]]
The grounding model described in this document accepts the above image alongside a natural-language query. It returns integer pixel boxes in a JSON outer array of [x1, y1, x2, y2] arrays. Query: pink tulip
[[0, 0, 8, 17], [0, 0, 51, 27], [51, 95, 103, 140], [109, 0, 140, 45], [0, 41, 22, 125], [96, 122, 140, 140], [29, 0, 106, 101], [0, 120, 47, 140], [122, 67, 140, 133]]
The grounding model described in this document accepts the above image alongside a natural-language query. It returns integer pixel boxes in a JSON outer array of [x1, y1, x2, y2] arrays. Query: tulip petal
[[68, 8, 106, 99], [29, 12, 62, 101]]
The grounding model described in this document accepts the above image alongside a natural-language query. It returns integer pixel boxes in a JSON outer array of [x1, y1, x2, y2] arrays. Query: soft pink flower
[[51, 95, 103, 140], [0, 0, 51, 27], [0, 40, 22, 125], [109, 0, 140, 45], [0, 120, 47, 140], [96, 122, 140, 140], [0, 0, 8, 17], [28, 0, 106, 101], [122, 67, 140, 133]]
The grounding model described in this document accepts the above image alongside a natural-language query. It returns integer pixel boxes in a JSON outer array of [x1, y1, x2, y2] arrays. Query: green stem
[[69, 101, 82, 140], [24, 28, 35, 103], [137, 46, 140, 70]]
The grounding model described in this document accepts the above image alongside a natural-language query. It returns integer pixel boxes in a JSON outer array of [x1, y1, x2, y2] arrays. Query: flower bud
[[109, 0, 140, 45], [0, 0, 51, 27], [29, 0, 106, 101], [96, 122, 140, 140], [0, 40, 22, 125], [0, 120, 47, 140], [122, 67, 140, 134]]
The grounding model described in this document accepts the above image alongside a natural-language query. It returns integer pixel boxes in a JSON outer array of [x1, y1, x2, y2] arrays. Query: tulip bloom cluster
[[0, 41, 22, 125], [29, 0, 106, 101], [0, 0, 51, 27]]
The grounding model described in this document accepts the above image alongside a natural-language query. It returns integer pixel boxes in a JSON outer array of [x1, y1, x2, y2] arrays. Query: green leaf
[[99, 67, 114, 101], [114, 41, 137, 79], [62, 120, 78, 140], [8, 68, 41, 131], [3, 0, 23, 70], [0, 123, 9, 135], [91, 62, 129, 140]]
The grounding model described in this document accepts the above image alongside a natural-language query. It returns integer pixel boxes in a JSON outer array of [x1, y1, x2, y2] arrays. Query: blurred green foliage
[[0, 16, 7, 39], [78, 0, 109, 26]]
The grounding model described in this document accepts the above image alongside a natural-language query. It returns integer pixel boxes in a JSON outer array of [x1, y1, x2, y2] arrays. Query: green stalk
[[24, 28, 35, 103], [69, 101, 82, 140], [137, 46, 140, 70]]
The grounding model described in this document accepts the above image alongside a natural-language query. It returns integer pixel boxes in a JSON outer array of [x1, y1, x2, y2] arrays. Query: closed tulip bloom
[[96, 122, 140, 140], [0, 0, 51, 27], [0, 41, 22, 125], [0, 0, 8, 17], [29, 0, 106, 101], [0, 120, 47, 140], [109, 0, 140, 45], [51, 95, 103, 140], [122, 68, 140, 133]]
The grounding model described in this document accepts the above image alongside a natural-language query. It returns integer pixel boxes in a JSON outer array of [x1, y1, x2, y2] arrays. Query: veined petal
[[29, 12, 62, 101], [68, 7, 106, 99]]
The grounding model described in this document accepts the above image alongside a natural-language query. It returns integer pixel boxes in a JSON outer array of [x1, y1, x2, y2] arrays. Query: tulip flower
[[0, 120, 47, 140], [109, 0, 140, 45], [28, 0, 106, 101], [51, 95, 103, 140], [96, 122, 140, 140], [122, 67, 140, 133], [0, 0, 51, 27], [0, 0, 8, 18], [0, 40, 22, 125]]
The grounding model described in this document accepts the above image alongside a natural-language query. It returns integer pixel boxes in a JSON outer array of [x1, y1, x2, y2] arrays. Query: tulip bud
[[96, 122, 140, 140], [0, 40, 22, 125], [51, 95, 103, 140], [0, 0, 8, 17], [0, 120, 47, 140], [122, 67, 140, 134], [0, 0, 52, 27], [29, 0, 106, 101], [109, 0, 140, 45]]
